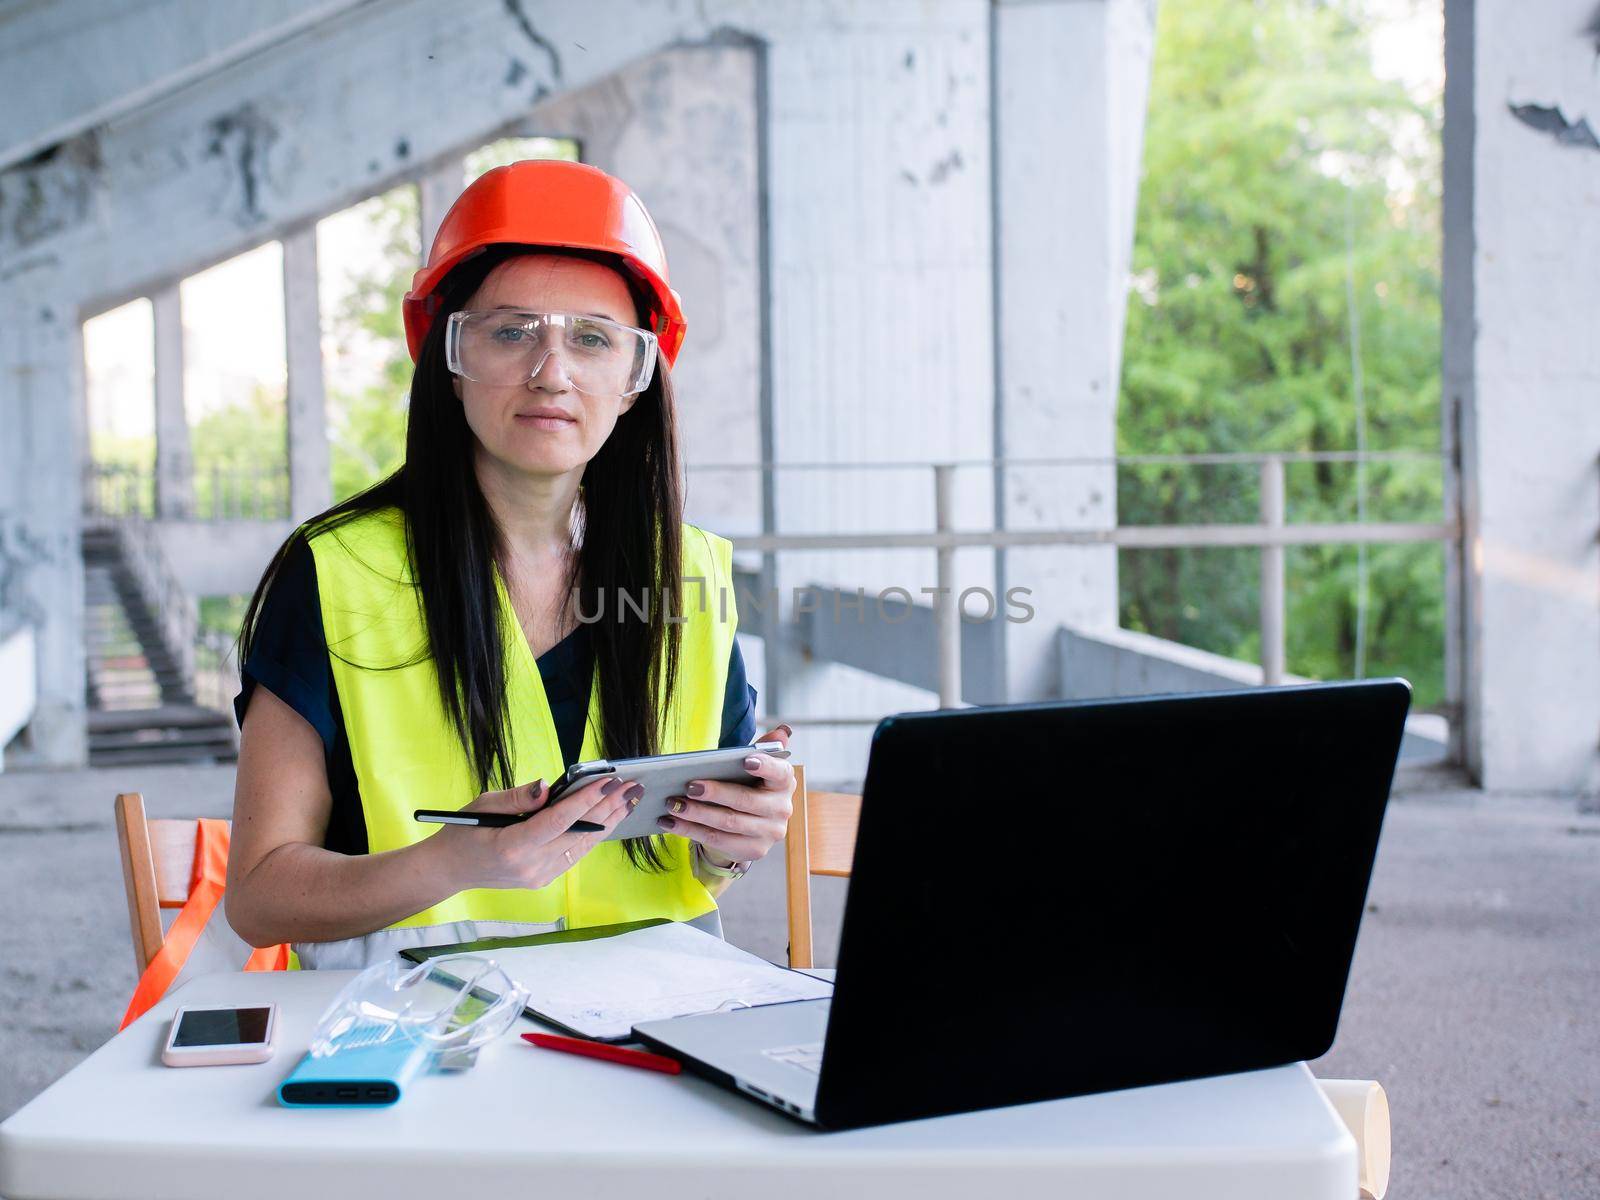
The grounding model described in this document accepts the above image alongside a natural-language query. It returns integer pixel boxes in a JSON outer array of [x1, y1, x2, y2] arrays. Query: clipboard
[[400, 919, 833, 1044]]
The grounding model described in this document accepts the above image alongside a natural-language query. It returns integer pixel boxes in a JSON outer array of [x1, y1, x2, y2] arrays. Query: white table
[[0, 969, 1358, 1200]]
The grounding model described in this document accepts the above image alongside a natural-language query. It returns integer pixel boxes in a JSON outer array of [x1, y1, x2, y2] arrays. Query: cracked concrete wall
[[0, 0, 361, 171], [750, 2, 1006, 770], [1445, 0, 1600, 792]]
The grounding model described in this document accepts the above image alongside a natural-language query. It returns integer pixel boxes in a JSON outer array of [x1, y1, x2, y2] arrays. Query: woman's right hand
[[430, 775, 642, 891]]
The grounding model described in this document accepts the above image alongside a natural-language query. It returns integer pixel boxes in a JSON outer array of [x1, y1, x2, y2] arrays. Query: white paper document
[[485, 921, 834, 1041]]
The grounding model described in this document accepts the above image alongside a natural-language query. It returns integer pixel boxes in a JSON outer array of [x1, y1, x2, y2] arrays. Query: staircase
[[82, 525, 238, 766]]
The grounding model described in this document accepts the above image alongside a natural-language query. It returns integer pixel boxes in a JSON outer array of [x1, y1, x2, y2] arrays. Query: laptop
[[632, 678, 1412, 1129]]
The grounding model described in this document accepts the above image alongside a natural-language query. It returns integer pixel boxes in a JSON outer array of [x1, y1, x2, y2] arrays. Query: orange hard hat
[[402, 160, 687, 367]]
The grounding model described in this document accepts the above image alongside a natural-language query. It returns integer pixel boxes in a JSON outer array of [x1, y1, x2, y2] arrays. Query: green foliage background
[[1117, 0, 1444, 707]]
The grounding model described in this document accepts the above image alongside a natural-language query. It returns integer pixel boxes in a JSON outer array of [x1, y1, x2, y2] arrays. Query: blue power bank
[[277, 1034, 433, 1107]]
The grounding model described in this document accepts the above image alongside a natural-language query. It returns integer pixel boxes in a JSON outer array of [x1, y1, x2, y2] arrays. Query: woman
[[224, 160, 795, 968]]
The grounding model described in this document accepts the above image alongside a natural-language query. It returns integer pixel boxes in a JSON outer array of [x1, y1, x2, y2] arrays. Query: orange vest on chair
[[119, 819, 288, 1030]]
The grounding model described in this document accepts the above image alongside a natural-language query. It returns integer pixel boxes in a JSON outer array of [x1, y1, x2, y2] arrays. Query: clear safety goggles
[[308, 953, 529, 1059], [446, 309, 659, 397]]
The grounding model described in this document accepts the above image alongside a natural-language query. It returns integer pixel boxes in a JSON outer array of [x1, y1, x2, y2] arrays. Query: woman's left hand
[[658, 724, 795, 867]]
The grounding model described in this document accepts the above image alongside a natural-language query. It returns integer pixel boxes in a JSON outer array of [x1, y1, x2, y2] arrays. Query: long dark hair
[[239, 243, 684, 871]]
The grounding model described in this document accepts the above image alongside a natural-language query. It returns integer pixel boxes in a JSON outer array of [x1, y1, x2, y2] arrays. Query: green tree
[[325, 185, 419, 503], [1118, 0, 1444, 706], [190, 383, 287, 518]]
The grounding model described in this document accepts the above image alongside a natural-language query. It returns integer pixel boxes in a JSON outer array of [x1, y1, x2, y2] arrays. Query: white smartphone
[[161, 1004, 278, 1067]]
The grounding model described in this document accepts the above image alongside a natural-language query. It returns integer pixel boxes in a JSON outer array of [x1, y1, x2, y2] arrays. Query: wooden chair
[[783, 764, 862, 970], [113, 791, 209, 974]]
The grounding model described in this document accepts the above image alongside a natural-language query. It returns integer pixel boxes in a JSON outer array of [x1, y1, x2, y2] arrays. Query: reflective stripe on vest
[[120, 819, 290, 1029], [303, 509, 736, 964]]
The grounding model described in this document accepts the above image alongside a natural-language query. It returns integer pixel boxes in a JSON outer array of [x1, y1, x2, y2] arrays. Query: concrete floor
[[1, 763, 1595, 1198]]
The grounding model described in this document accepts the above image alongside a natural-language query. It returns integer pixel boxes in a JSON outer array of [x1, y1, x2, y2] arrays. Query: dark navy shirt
[[233, 538, 758, 855]]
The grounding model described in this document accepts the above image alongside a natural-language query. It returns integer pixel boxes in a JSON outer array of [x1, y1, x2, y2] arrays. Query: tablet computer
[[548, 742, 790, 843]]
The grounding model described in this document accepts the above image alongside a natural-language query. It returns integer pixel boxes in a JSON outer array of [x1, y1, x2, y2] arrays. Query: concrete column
[[0, 297, 88, 766], [282, 226, 331, 523], [1444, 0, 1600, 793], [993, 0, 1156, 701], [419, 159, 465, 260], [151, 283, 194, 518]]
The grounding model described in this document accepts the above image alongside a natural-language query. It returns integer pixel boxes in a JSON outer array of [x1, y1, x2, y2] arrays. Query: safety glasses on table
[[445, 309, 659, 397], [307, 953, 529, 1059]]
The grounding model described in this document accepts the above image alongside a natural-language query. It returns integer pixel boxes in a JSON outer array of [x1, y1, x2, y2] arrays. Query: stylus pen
[[521, 1032, 682, 1075], [413, 809, 606, 833]]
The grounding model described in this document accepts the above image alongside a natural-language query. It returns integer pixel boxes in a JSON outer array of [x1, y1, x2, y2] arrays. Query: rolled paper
[[1316, 1078, 1391, 1200]]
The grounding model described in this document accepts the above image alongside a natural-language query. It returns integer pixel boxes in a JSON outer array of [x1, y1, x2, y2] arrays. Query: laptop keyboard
[[762, 1041, 824, 1075]]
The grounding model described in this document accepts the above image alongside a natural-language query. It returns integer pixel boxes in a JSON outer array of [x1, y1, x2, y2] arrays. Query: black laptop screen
[[816, 679, 1410, 1129]]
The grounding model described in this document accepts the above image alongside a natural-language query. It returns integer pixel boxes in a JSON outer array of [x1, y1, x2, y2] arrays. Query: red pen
[[521, 1032, 683, 1075]]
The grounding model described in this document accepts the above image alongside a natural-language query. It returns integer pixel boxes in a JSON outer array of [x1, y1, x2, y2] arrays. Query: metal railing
[[193, 627, 242, 718], [83, 463, 154, 519], [79, 450, 1458, 739], [94, 515, 200, 695], [694, 451, 1455, 727], [84, 462, 289, 521]]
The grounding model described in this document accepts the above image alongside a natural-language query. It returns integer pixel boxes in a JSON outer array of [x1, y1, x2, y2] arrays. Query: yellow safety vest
[[297, 505, 737, 968]]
